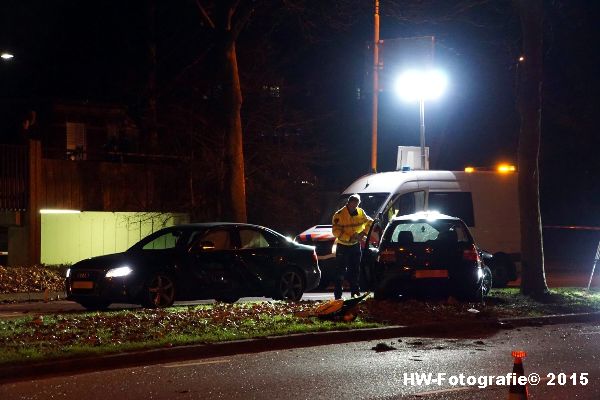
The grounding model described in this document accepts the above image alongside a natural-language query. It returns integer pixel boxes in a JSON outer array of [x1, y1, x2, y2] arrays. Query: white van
[[296, 169, 520, 287]]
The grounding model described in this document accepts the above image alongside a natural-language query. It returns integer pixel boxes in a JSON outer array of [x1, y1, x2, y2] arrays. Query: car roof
[[163, 222, 278, 231], [392, 211, 461, 222], [342, 170, 470, 195]]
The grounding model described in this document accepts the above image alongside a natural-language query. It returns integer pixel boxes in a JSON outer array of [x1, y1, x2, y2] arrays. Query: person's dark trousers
[[334, 243, 362, 299]]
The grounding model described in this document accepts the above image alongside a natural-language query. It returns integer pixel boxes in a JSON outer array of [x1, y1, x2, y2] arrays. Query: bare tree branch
[[195, 0, 215, 29], [231, 0, 256, 41]]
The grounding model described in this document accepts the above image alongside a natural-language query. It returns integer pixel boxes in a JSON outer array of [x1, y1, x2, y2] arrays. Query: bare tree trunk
[[515, 0, 548, 296], [220, 40, 247, 222], [144, 0, 159, 151]]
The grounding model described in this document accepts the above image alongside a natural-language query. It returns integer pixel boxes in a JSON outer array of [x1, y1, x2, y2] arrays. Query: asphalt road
[[1, 322, 598, 399]]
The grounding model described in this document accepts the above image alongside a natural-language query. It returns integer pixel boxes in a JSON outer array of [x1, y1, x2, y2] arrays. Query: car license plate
[[415, 270, 448, 279], [72, 281, 94, 289]]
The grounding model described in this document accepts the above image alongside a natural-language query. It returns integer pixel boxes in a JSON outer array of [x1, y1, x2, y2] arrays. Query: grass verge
[[0, 302, 380, 366], [1, 288, 599, 366], [487, 288, 600, 317]]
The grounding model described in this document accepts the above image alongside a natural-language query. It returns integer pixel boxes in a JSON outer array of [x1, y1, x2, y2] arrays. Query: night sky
[[1, 0, 598, 227]]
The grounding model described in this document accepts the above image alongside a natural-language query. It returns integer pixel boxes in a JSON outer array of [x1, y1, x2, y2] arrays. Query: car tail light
[[378, 249, 396, 263], [463, 245, 481, 263]]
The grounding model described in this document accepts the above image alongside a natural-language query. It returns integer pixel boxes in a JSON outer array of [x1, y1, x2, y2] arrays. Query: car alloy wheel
[[278, 269, 304, 301], [481, 266, 493, 296], [145, 274, 175, 308]]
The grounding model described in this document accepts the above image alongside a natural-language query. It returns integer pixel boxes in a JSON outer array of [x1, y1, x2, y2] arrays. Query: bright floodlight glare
[[1, 52, 14, 60], [394, 69, 448, 102], [40, 209, 81, 214]]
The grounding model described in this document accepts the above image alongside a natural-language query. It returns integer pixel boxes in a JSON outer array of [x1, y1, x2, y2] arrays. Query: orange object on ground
[[508, 350, 529, 400]]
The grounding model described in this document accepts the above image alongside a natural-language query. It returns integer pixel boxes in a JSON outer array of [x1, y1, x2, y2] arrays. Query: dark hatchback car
[[372, 212, 492, 301], [66, 223, 321, 309]]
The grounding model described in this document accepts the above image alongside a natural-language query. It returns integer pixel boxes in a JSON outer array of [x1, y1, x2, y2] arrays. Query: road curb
[[498, 311, 600, 327], [2, 311, 600, 383]]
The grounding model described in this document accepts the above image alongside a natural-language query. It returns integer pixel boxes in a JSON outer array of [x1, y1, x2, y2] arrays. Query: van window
[[327, 193, 389, 221], [428, 192, 475, 227], [383, 191, 425, 227]]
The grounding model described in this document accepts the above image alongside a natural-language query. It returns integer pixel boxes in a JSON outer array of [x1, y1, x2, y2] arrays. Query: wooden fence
[[0, 144, 28, 211]]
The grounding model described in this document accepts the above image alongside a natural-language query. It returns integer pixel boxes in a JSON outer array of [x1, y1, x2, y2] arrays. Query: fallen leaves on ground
[[0, 302, 320, 352], [1, 288, 599, 364], [0, 265, 65, 294], [0, 297, 496, 361], [357, 298, 493, 326]]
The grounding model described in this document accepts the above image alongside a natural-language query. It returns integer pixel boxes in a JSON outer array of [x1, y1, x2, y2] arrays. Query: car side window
[[142, 231, 182, 250], [239, 229, 270, 249], [197, 229, 232, 251], [262, 229, 285, 247]]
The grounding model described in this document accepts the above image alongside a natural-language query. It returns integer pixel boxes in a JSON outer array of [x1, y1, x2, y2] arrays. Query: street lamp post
[[395, 69, 447, 170], [370, 0, 380, 173], [418, 98, 426, 170]]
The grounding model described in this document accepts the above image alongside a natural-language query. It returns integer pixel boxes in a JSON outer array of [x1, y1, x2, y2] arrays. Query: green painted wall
[[41, 212, 189, 265]]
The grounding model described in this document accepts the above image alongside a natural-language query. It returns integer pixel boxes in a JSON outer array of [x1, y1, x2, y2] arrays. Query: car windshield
[[319, 192, 389, 224], [384, 219, 471, 245]]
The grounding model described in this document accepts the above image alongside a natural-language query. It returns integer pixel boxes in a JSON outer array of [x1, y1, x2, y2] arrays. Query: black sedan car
[[372, 212, 492, 301], [66, 223, 321, 309]]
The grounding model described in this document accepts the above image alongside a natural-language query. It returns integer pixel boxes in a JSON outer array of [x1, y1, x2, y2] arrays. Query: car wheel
[[142, 273, 176, 308], [459, 271, 490, 303], [274, 269, 305, 301], [214, 295, 240, 304], [78, 299, 111, 311], [481, 265, 493, 296]]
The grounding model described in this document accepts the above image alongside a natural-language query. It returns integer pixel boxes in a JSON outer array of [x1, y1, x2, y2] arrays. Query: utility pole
[[419, 99, 426, 170], [370, 0, 380, 173]]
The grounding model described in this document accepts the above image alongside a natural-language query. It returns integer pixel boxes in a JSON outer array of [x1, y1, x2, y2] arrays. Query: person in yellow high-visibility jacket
[[331, 194, 373, 299]]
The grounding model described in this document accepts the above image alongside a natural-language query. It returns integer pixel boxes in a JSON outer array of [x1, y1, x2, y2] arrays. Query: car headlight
[[66, 268, 71, 278], [105, 266, 133, 278]]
